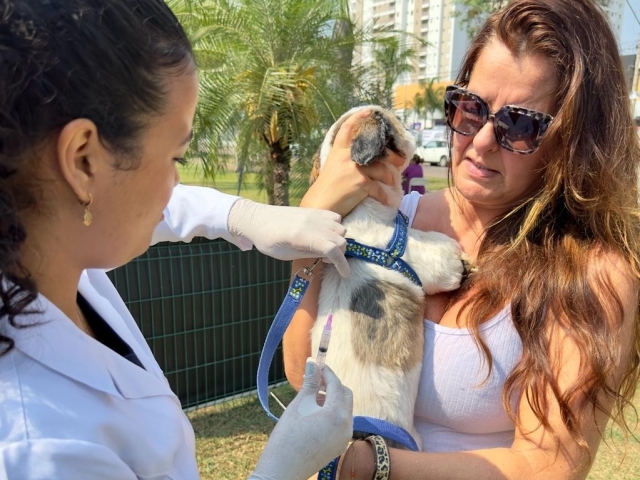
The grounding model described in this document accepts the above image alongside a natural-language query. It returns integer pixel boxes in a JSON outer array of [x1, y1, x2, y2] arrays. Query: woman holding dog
[[284, 0, 640, 478], [0, 1, 358, 478]]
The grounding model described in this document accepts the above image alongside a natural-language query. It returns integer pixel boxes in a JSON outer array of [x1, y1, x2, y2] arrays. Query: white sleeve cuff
[[151, 184, 253, 251]]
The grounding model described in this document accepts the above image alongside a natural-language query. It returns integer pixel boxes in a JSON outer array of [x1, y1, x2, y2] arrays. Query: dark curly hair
[[0, 0, 194, 354]]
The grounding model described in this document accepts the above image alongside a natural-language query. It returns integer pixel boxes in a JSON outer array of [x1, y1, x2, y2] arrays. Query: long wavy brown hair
[[451, 0, 640, 463]]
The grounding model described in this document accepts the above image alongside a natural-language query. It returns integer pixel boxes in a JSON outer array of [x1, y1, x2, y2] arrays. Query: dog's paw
[[460, 253, 477, 284], [406, 231, 466, 295]]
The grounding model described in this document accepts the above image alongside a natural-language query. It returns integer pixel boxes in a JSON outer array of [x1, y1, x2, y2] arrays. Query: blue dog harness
[[256, 210, 421, 480], [344, 211, 422, 287]]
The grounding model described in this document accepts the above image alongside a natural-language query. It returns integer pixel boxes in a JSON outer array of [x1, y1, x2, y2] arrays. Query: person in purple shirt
[[402, 154, 426, 194]]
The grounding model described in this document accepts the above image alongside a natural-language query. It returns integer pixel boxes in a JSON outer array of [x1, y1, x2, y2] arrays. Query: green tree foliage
[[168, 0, 364, 205], [455, 0, 509, 39], [363, 35, 417, 110], [457, 0, 610, 39], [412, 78, 444, 132]]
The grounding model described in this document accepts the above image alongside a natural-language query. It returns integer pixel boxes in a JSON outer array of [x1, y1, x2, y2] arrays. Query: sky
[[621, 0, 640, 55]]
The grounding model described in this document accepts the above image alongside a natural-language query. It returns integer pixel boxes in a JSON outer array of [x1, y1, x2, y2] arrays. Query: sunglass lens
[[494, 110, 539, 153], [445, 86, 552, 154], [446, 90, 486, 136]]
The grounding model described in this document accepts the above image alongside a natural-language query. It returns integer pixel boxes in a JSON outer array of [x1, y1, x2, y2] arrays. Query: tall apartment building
[[350, 0, 626, 118], [601, 0, 625, 41], [349, 0, 468, 85]]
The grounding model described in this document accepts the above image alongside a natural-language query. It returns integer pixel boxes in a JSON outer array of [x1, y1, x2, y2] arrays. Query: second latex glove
[[227, 199, 350, 277], [249, 360, 353, 480]]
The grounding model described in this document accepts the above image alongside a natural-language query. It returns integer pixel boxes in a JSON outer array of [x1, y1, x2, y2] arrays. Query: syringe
[[315, 313, 333, 372]]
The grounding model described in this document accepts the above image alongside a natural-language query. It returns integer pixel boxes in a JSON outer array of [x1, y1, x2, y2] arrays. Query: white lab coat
[[0, 185, 253, 479]]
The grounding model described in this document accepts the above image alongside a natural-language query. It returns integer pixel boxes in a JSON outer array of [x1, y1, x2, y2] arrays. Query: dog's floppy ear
[[351, 111, 388, 166]]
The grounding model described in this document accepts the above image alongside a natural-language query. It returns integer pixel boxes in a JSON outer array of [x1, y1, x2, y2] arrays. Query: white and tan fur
[[310, 106, 465, 450]]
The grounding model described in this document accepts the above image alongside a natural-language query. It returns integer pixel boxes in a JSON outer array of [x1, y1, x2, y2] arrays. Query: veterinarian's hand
[[228, 199, 350, 276], [302, 110, 405, 217], [249, 359, 353, 480]]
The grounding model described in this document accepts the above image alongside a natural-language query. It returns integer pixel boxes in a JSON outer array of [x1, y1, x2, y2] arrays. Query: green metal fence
[[106, 238, 291, 409]]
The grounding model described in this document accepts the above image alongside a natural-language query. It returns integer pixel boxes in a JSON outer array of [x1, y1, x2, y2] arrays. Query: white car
[[415, 140, 449, 167]]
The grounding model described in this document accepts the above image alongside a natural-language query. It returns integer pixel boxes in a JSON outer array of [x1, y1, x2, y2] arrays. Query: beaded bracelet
[[364, 435, 390, 480]]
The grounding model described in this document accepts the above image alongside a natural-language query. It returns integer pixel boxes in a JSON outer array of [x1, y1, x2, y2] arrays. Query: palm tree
[[412, 78, 444, 130], [364, 35, 417, 110], [167, 0, 361, 206], [423, 78, 444, 127], [412, 92, 427, 130]]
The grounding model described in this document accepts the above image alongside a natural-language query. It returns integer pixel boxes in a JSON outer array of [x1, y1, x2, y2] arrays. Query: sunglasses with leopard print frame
[[444, 85, 554, 155]]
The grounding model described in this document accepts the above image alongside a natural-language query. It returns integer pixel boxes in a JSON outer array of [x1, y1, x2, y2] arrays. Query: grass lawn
[[177, 163, 451, 205], [189, 384, 640, 479], [178, 164, 268, 203], [182, 166, 639, 478], [188, 385, 297, 480]]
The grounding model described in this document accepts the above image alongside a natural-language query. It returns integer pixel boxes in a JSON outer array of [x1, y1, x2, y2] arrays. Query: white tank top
[[400, 193, 523, 452]]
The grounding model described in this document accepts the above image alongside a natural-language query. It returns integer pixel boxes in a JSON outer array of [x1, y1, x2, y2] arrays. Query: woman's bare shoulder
[[587, 247, 639, 309], [413, 188, 451, 233]]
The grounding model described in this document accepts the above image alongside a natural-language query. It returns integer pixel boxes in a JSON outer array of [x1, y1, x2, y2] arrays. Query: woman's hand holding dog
[[301, 109, 404, 217]]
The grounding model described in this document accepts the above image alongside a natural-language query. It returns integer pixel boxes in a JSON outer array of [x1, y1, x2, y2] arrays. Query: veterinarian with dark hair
[[0, 1, 358, 478], [284, 0, 640, 478]]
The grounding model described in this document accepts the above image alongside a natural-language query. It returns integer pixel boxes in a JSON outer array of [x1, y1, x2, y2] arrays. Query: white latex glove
[[228, 199, 350, 277], [249, 359, 353, 480]]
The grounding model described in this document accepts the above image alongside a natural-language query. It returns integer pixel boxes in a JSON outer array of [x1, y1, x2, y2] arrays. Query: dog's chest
[[341, 202, 399, 249], [314, 202, 426, 371]]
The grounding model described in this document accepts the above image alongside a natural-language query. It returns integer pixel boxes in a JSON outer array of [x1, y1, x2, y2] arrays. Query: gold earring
[[82, 194, 93, 226]]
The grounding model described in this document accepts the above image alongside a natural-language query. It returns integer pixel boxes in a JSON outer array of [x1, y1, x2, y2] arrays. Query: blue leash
[[256, 213, 421, 477], [256, 259, 319, 422]]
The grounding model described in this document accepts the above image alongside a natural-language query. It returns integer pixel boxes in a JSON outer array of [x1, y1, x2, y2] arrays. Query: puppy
[[309, 106, 465, 450]]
